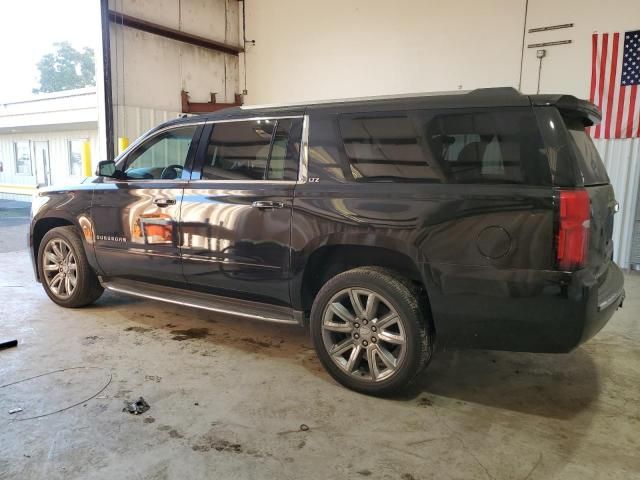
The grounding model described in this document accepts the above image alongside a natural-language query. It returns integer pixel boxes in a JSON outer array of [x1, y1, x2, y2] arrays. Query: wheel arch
[[294, 235, 433, 326], [31, 216, 78, 281]]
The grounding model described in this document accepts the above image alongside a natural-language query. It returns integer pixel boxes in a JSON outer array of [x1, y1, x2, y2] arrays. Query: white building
[[0, 87, 99, 200]]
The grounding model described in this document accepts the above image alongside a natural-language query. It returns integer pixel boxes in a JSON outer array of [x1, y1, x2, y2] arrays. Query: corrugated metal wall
[[594, 138, 640, 269], [114, 106, 180, 145]]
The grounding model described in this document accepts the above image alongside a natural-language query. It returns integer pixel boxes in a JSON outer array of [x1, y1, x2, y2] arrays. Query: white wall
[[521, 0, 640, 97], [0, 128, 99, 188], [109, 0, 240, 144], [241, 0, 640, 103], [240, 0, 527, 104]]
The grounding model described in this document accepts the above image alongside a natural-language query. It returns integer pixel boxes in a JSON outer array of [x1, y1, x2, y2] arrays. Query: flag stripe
[[588, 34, 599, 137], [595, 34, 609, 139], [605, 33, 620, 138], [626, 85, 637, 138], [635, 86, 640, 137], [615, 85, 626, 138]]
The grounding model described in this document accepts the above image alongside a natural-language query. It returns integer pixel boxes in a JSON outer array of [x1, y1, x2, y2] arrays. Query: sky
[[0, 0, 99, 102]]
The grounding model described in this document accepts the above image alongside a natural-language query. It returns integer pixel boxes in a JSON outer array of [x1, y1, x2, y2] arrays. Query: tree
[[32, 42, 95, 94]]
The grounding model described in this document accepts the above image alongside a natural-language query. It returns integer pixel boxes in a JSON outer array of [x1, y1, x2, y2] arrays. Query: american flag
[[590, 30, 640, 139]]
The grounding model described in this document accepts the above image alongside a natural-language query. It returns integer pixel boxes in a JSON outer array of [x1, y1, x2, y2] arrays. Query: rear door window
[[338, 108, 548, 184], [201, 118, 302, 181]]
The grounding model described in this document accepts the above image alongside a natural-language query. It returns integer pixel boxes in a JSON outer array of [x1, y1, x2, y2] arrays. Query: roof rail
[[468, 87, 521, 96], [241, 89, 471, 110]]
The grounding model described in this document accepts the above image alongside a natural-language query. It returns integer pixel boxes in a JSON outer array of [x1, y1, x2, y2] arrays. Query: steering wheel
[[160, 164, 184, 180]]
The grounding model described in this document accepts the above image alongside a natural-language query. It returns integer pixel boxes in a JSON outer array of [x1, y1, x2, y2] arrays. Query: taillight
[[556, 189, 590, 271]]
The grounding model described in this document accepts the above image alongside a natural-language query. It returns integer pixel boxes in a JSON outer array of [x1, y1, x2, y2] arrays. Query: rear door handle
[[251, 200, 284, 209], [153, 198, 176, 207]]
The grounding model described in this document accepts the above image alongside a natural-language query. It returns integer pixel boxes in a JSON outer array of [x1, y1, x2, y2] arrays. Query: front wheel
[[310, 267, 433, 396], [38, 226, 104, 308]]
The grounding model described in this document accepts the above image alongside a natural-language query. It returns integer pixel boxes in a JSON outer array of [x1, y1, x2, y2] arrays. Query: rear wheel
[[310, 267, 432, 396], [38, 226, 104, 308]]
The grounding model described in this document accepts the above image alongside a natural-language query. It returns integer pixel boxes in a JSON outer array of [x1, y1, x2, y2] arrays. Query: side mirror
[[97, 160, 119, 178]]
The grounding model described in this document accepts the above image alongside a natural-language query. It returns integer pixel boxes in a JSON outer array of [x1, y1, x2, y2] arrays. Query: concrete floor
[[1, 201, 639, 480]]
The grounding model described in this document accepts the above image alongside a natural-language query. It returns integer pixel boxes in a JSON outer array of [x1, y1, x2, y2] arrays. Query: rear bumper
[[578, 261, 624, 345], [427, 261, 625, 353]]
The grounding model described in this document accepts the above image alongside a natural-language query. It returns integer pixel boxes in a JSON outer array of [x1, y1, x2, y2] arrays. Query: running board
[[101, 278, 304, 326]]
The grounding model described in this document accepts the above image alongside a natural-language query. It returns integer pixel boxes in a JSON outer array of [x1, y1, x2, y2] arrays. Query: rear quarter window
[[338, 108, 550, 185]]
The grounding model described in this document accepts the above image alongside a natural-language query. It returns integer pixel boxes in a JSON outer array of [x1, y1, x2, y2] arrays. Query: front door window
[[124, 126, 197, 180]]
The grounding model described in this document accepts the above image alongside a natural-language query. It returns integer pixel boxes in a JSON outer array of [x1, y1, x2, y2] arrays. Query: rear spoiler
[[529, 94, 601, 127]]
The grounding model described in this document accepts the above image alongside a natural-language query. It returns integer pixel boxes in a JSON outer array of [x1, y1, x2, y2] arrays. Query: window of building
[[14, 141, 32, 175], [202, 118, 302, 181], [68, 139, 86, 176]]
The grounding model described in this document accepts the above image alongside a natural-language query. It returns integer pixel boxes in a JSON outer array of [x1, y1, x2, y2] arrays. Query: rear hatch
[[533, 99, 617, 277], [563, 117, 616, 278]]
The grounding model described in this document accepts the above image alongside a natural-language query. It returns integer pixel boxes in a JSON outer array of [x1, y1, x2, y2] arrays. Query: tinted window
[[125, 126, 196, 180], [339, 114, 442, 182], [268, 119, 302, 180], [565, 118, 609, 186], [202, 118, 301, 181], [339, 109, 547, 184], [308, 115, 349, 183], [430, 110, 534, 184]]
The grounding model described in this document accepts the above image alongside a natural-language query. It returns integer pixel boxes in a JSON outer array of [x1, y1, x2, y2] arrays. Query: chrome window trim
[[298, 114, 309, 184], [107, 115, 309, 186], [115, 121, 208, 163], [106, 121, 207, 183], [193, 114, 308, 185], [186, 180, 297, 185], [206, 115, 303, 124], [103, 180, 189, 185]]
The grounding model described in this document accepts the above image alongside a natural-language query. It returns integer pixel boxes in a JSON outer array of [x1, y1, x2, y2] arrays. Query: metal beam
[[101, 0, 115, 162], [108, 10, 244, 56], [181, 91, 243, 114]]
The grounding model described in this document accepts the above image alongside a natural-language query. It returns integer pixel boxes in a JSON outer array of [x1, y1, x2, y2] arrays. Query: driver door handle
[[153, 198, 176, 208], [251, 200, 284, 209]]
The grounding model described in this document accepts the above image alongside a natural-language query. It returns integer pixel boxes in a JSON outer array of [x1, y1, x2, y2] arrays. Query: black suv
[[29, 88, 625, 395]]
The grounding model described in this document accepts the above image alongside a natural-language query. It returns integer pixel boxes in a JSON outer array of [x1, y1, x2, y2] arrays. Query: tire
[[310, 267, 433, 396], [37, 226, 104, 308]]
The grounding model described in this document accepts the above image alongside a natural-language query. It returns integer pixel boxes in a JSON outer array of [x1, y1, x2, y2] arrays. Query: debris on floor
[[0, 339, 18, 350], [8, 407, 23, 414], [122, 397, 150, 415]]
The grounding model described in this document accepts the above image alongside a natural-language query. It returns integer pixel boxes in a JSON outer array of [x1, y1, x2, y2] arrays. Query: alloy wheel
[[42, 238, 78, 300], [321, 287, 407, 382]]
